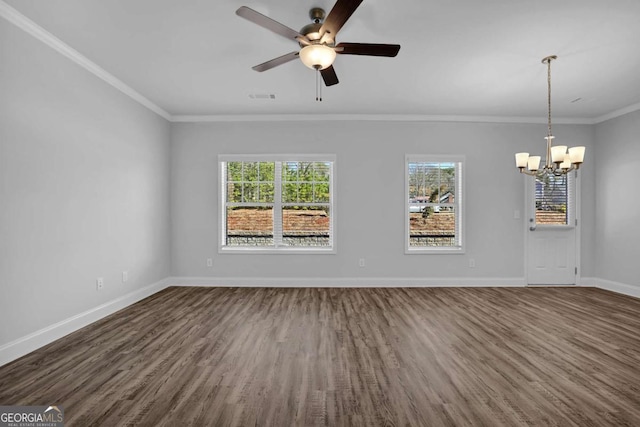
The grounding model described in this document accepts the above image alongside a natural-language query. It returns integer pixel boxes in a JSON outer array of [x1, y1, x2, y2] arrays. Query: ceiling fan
[[235, 0, 400, 91]]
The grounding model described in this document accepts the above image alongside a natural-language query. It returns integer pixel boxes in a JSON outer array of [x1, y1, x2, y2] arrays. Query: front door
[[526, 171, 579, 285]]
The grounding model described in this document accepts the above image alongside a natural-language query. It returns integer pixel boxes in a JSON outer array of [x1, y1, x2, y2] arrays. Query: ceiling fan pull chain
[[315, 68, 322, 102]]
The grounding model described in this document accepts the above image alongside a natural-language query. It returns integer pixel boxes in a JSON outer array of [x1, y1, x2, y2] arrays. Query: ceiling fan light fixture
[[299, 44, 336, 70]]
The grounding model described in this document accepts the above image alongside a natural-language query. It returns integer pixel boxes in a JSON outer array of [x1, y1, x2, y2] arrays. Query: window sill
[[405, 247, 465, 255], [220, 247, 336, 255]]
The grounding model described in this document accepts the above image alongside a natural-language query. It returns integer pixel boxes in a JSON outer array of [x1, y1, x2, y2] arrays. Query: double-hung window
[[220, 154, 335, 252], [406, 155, 464, 253]]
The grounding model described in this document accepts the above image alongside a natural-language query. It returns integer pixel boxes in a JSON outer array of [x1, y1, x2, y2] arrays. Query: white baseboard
[[166, 276, 527, 288], [583, 277, 640, 299], [0, 278, 171, 368], [579, 277, 599, 288]]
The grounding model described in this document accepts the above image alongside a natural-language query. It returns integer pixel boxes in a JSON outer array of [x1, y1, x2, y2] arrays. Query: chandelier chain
[[547, 57, 552, 137]]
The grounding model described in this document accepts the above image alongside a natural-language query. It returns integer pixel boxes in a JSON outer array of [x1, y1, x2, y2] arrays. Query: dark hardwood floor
[[1, 286, 639, 426]]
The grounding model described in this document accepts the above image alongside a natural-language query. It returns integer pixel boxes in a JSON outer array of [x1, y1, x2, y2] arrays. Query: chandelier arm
[[518, 168, 540, 177], [520, 163, 577, 177], [551, 165, 576, 176]]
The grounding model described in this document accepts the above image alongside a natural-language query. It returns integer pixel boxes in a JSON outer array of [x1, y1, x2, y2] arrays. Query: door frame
[[523, 170, 582, 286]]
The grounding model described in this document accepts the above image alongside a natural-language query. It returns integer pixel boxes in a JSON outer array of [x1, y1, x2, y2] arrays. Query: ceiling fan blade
[[252, 51, 300, 72], [335, 43, 401, 57], [320, 65, 339, 86], [236, 6, 307, 43], [319, 0, 363, 39]]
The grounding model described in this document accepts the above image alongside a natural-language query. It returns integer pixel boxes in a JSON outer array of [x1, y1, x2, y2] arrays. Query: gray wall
[[0, 19, 171, 345], [2, 4, 616, 354], [171, 120, 596, 282], [594, 110, 640, 288]]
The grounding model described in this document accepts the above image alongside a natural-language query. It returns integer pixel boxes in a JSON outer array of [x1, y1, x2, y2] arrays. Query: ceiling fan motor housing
[[300, 8, 332, 45], [300, 22, 323, 43], [309, 7, 325, 23]]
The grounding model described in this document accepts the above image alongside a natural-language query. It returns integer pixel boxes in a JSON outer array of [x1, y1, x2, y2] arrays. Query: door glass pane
[[535, 174, 568, 225]]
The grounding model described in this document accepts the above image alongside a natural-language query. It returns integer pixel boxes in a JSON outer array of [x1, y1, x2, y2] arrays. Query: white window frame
[[219, 154, 336, 254], [405, 154, 465, 254]]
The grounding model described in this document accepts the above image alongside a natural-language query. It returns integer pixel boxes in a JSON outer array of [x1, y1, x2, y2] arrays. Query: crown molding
[[170, 113, 594, 125], [0, 0, 171, 121], [592, 102, 640, 124], [4, 1, 637, 126]]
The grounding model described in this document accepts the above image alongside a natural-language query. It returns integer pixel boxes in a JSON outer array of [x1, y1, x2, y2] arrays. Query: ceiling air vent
[[249, 94, 276, 100]]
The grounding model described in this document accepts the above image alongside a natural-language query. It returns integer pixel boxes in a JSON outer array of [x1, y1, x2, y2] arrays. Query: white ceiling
[[4, 0, 640, 120]]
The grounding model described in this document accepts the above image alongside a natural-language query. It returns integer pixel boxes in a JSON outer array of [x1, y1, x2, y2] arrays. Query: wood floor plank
[[1, 287, 640, 426]]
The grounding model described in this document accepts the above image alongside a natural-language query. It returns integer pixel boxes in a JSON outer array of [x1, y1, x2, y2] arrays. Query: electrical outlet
[[207, 258, 213, 267], [96, 277, 104, 290], [122, 271, 128, 282], [358, 258, 365, 268], [469, 258, 476, 268]]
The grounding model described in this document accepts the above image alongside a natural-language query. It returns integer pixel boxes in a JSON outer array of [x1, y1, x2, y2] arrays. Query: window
[[534, 172, 575, 226], [406, 155, 463, 253], [220, 155, 335, 252]]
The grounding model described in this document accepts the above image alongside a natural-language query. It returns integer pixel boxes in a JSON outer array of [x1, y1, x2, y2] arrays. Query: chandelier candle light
[[515, 55, 585, 176]]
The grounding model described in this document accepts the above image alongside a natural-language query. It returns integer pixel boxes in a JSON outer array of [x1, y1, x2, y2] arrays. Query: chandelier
[[515, 55, 585, 176]]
